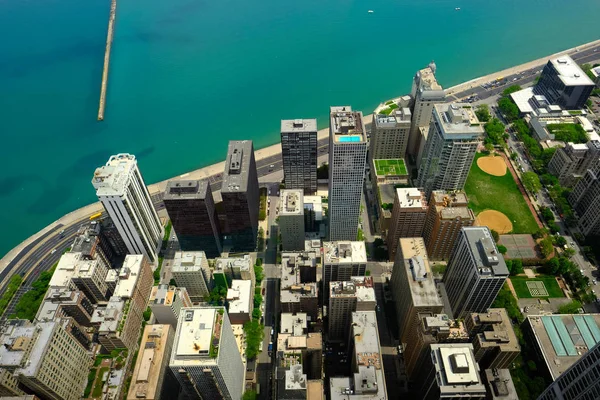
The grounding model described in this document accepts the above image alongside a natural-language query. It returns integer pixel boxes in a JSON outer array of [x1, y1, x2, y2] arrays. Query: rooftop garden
[[546, 123, 588, 143], [374, 159, 407, 176]]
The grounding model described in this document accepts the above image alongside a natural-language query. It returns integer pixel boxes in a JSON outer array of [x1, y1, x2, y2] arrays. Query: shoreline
[[1, 37, 599, 274]]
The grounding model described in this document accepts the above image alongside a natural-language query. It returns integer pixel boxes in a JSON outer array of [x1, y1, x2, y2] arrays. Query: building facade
[[163, 180, 222, 258], [534, 55, 595, 110], [423, 191, 475, 260], [171, 251, 211, 302], [92, 153, 163, 263], [370, 109, 412, 159], [548, 140, 600, 187], [328, 106, 368, 241], [149, 285, 193, 328], [386, 188, 428, 261], [417, 104, 483, 196], [408, 63, 446, 158], [569, 163, 600, 236], [281, 119, 318, 194], [443, 227, 509, 318], [328, 277, 376, 342], [220, 141, 259, 252], [279, 190, 306, 251], [169, 307, 244, 400]]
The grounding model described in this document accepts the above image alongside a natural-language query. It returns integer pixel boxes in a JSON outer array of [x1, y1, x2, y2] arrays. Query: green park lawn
[[465, 153, 538, 234], [510, 275, 565, 298], [374, 159, 407, 176]]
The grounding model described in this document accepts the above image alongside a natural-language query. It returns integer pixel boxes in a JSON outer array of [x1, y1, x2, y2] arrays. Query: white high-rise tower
[[92, 153, 163, 264], [328, 106, 368, 241]]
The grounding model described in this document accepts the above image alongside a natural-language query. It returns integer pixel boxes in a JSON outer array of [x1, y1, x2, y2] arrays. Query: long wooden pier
[[97, 0, 117, 121]]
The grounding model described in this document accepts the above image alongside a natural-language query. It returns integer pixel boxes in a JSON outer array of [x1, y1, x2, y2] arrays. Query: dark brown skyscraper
[[163, 180, 222, 258], [281, 119, 318, 194], [221, 141, 259, 252]]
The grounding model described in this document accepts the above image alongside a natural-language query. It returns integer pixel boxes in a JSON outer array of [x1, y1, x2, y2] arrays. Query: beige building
[[280, 256, 319, 322], [227, 280, 253, 324], [0, 319, 92, 400], [214, 254, 256, 289], [127, 324, 175, 400], [148, 285, 193, 327], [330, 311, 387, 399], [328, 276, 376, 342], [465, 309, 520, 370], [423, 191, 475, 261], [322, 241, 367, 296], [387, 188, 428, 261], [370, 109, 412, 159], [391, 237, 443, 347], [49, 252, 111, 303], [548, 141, 600, 187], [171, 251, 211, 301], [279, 190, 306, 251], [36, 288, 94, 327]]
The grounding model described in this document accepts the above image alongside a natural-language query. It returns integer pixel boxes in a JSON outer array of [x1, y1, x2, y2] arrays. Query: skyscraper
[[328, 106, 368, 241], [538, 341, 600, 400], [220, 141, 259, 252], [279, 189, 305, 251], [568, 162, 600, 236], [386, 188, 428, 261], [163, 179, 222, 258], [407, 62, 446, 159], [423, 191, 475, 261], [370, 109, 412, 159], [390, 237, 443, 345], [443, 227, 509, 318], [547, 140, 600, 187], [534, 55, 595, 110], [171, 251, 211, 302], [92, 153, 163, 263], [169, 307, 244, 400], [281, 119, 318, 194], [417, 104, 483, 196]]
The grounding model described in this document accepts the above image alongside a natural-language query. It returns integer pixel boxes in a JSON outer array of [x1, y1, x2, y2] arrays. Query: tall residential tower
[[328, 106, 368, 241], [92, 153, 163, 263], [281, 119, 318, 194]]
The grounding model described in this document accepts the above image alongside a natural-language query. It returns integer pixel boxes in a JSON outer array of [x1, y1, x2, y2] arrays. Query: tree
[[243, 319, 264, 359], [563, 247, 576, 258], [502, 85, 522, 96], [365, 270, 371, 276], [490, 229, 500, 243], [253, 293, 263, 308], [512, 259, 524, 275], [255, 258, 263, 267], [522, 172, 541, 194], [558, 300, 582, 314], [243, 390, 258, 400], [497, 245, 507, 254], [555, 236, 567, 247], [475, 104, 491, 122], [484, 118, 505, 145], [254, 265, 264, 284], [540, 207, 554, 222], [484, 143, 494, 153], [143, 308, 152, 322], [317, 163, 328, 179], [498, 97, 519, 121], [539, 237, 554, 258], [206, 286, 228, 306]]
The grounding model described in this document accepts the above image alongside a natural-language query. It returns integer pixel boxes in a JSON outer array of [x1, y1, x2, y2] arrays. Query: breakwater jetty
[[97, 0, 117, 121]]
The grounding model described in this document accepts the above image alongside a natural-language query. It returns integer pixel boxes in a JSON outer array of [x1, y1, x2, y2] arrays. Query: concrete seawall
[[97, 0, 117, 121]]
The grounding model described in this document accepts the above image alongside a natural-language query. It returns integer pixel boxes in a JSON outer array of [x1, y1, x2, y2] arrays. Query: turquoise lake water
[[0, 0, 599, 257]]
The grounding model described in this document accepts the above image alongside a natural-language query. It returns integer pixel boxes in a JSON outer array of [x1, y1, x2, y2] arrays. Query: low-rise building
[[465, 309, 520, 370], [171, 251, 211, 301], [214, 254, 256, 289], [282, 250, 318, 285], [227, 280, 253, 324], [148, 285, 193, 327], [277, 313, 323, 380], [483, 368, 518, 400], [280, 256, 319, 322], [126, 324, 175, 400]]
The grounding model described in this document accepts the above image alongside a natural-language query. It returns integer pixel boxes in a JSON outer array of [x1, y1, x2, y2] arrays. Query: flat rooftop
[[527, 313, 600, 380], [221, 140, 254, 193], [549, 55, 595, 86], [163, 179, 209, 200], [171, 307, 223, 365], [281, 118, 318, 133], [49, 252, 83, 288], [172, 251, 207, 272], [434, 103, 484, 137], [432, 344, 484, 393], [431, 190, 469, 206], [227, 280, 252, 315], [215, 254, 253, 273], [471, 309, 520, 353], [330, 106, 367, 143], [330, 276, 375, 303], [462, 227, 509, 277], [92, 153, 137, 196], [280, 313, 308, 336], [96, 296, 126, 333], [280, 190, 304, 215], [395, 187, 427, 209], [440, 206, 474, 220], [323, 241, 367, 264], [374, 108, 411, 125], [484, 368, 518, 400], [114, 255, 144, 298], [129, 324, 172, 400], [352, 311, 381, 363], [397, 238, 442, 308], [418, 66, 443, 91], [149, 285, 176, 306]]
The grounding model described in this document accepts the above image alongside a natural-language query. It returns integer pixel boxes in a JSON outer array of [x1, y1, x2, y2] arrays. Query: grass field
[[374, 159, 407, 176], [510, 275, 565, 298], [465, 153, 538, 234]]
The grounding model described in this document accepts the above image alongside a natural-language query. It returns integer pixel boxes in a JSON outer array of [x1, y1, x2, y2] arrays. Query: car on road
[[50, 249, 57, 254], [268, 190, 271, 195], [270, 164, 274, 168]]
